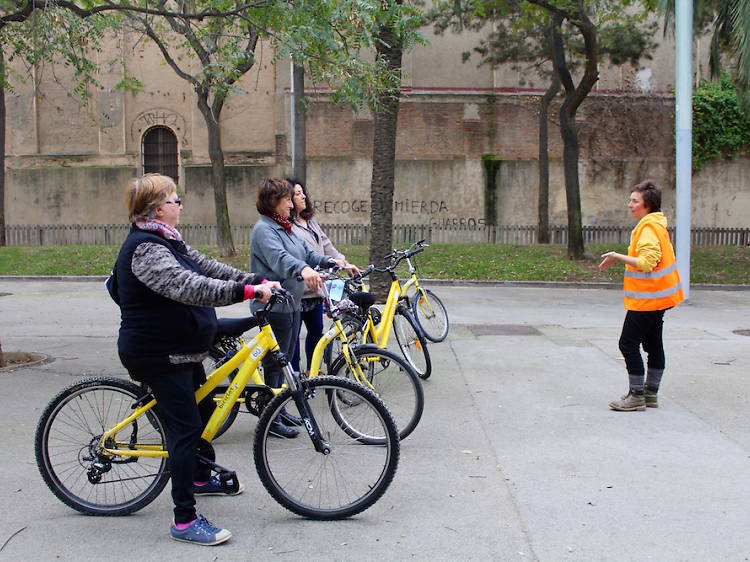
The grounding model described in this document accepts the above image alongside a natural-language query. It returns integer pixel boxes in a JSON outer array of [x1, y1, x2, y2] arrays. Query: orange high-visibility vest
[[623, 219, 684, 311]]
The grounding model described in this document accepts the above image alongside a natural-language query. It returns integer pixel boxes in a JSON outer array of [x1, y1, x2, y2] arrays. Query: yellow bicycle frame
[[99, 323, 282, 459], [307, 317, 376, 392], [363, 275, 417, 350]]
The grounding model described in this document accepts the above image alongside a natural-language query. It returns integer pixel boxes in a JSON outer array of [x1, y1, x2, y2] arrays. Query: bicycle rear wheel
[[412, 288, 450, 342], [329, 345, 424, 440], [254, 376, 399, 520], [392, 308, 432, 379], [35, 377, 169, 516]]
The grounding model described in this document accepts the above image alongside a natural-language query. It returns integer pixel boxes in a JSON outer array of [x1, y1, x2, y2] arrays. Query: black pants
[[262, 310, 301, 388], [291, 301, 324, 373], [618, 309, 666, 376], [119, 355, 213, 524]]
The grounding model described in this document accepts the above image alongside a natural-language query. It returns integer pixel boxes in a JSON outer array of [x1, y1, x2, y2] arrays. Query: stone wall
[[5, 92, 748, 229]]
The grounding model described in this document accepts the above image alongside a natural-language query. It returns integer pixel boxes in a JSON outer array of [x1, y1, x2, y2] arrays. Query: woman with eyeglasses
[[112, 173, 279, 546]]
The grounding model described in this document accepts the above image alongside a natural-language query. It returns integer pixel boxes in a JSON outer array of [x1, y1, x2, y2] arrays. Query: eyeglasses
[[164, 199, 182, 206]]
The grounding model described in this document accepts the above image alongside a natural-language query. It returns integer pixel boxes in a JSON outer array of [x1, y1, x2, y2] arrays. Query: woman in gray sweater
[[249, 177, 337, 438]]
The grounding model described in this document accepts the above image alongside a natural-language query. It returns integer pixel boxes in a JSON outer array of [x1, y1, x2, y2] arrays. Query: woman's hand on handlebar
[[253, 280, 281, 303], [332, 258, 362, 277], [301, 266, 324, 291]]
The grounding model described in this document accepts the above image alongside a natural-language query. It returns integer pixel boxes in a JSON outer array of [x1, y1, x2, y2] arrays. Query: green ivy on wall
[[692, 74, 750, 170]]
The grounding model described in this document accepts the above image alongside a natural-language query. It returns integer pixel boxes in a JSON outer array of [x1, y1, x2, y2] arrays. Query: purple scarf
[[136, 219, 183, 242]]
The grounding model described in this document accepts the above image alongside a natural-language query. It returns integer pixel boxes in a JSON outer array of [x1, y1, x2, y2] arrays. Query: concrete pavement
[[1, 279, 749, 561]]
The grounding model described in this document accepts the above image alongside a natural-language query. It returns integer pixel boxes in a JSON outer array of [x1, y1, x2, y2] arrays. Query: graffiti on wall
[[130, 108, 188, 144], [313, 198, 486, 229]]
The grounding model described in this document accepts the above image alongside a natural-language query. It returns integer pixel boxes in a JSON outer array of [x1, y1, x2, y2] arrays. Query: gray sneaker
[[609, 390, 646, 411], [644, 388, 658, 408]]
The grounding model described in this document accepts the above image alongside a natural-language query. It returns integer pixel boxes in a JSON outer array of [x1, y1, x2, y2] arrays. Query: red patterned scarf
[[262, 211, 293, 234]]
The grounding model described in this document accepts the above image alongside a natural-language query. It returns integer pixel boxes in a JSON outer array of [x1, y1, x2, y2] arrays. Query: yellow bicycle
[[34, 290, 400, 520], [339, 261, 431, 379], [397, 240, 450, 343], [207, 270, 424, 440]]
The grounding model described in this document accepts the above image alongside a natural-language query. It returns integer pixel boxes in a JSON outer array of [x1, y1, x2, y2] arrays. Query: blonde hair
[[126, 173, 177, 223]]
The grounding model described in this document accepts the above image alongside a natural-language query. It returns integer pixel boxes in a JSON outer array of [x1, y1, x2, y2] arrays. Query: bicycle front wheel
[[412, 288, 450, 342], [35, 377, 169, 516], [392, 308, 432, 379], [329, 345, 424, 440], [254, 376, 400, 520]]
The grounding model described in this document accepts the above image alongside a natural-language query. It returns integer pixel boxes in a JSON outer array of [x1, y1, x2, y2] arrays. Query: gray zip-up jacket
[[250, 215, 331, 313]]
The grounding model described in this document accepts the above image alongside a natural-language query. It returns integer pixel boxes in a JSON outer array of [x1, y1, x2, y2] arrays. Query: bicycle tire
[[254, 376, 399, 520], [35, 377, 170, 516], [412, 288, 450, 343], [392, 307, 432, 379], [328, 345, 424, 440]]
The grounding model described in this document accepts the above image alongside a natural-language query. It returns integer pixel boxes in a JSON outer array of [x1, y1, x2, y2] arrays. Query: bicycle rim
[[331, 347, 424, 440], [413, 289, 450, 342], [35, 378, 169, 516], [254, 376, 399, 520], [392, 310, 431, 378]]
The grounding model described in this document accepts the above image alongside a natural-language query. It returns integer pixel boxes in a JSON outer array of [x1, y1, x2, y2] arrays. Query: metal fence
[[4, 223, 750, 247]]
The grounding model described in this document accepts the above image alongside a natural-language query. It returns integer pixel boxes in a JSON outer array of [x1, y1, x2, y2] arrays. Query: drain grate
[[466, 324, 541, 336], [733, 329, 750, 337]]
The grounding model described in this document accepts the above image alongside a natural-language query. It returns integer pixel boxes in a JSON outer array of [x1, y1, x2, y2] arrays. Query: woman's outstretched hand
[[599, 251, 620, 271]]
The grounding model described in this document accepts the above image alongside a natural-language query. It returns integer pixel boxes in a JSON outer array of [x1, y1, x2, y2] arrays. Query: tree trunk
[[197, 91, 235, 257], [548, 12, 598, 260], [538, 65, 559, 244], [369, 25, 403, 300], [0, 45, 6, 248], [560, 103, 584, 258], [292, 63, 306, 184]]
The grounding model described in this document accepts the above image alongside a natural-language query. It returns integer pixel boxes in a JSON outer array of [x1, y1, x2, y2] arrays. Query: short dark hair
[[632, 180, 661, 212], [257, 177, 293, 216], [286, 177, 315, 220]]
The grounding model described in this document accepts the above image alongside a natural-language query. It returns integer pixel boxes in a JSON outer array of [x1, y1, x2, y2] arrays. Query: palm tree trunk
[[369, 25, 403, 300]]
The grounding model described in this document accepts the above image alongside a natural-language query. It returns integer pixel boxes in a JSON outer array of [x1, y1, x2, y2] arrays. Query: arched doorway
[[142, 126, 179, 184]]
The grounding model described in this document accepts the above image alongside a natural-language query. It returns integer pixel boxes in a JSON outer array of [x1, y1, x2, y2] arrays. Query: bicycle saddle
[[348, 291, 376, 310], [215, 316, 260, 339]]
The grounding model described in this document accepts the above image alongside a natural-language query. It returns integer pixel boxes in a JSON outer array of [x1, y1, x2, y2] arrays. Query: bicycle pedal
[[218, 470, 240, 494]]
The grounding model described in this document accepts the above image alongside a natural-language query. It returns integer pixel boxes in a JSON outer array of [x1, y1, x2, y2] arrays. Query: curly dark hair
[[256, 177, 293, 216], [287, 177, 315, 220]]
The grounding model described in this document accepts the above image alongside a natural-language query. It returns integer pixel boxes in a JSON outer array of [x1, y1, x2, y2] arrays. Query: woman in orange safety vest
[[599, 180, 684, 411]]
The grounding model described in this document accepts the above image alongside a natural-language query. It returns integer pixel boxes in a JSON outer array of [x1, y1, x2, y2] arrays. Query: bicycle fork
[[275, 350, 331, 455]]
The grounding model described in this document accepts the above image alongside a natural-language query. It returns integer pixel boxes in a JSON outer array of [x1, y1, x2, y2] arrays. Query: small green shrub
[[692, 74, 750, 170]]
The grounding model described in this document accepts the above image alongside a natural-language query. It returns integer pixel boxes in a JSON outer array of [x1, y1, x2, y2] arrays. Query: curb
[[1, 275, 749, 291]]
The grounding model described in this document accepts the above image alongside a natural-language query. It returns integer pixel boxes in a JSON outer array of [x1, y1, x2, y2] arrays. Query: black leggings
[[119, 356, 213, 524], [618, 309, 666, 376]]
